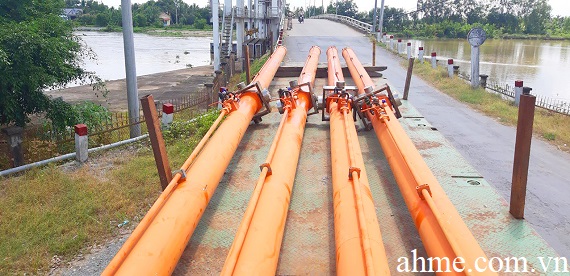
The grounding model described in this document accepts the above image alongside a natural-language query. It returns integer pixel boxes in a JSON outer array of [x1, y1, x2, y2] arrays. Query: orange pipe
[[103, 46, 287, 275], [326, 46, 390, 276], [342, 47, 494, 275], [221, 46, 320, 275]]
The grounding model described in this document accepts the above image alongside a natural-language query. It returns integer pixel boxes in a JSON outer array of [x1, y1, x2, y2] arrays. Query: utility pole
[[377, 0, 385, 41], [213, 0, 220, 71], [372, 0, 378, 33], [121, 0, 141, 138]]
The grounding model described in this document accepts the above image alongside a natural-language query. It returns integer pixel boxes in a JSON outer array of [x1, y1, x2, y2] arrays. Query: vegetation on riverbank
[[408, 60, 570, 152], [67, 0, 211, 30], [303, 0, 570, 40], [0, 109, 219, 274]]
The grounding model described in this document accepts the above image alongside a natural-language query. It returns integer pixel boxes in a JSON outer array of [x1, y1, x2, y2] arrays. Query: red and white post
[[162, 103, 174, 127], [447, 59, 454, 78], [418, 46, 424, 63], [407, 42, 412, 59], [515, 80, 524, 106], [397, 39, 403, 53], [431, 52, 437, 68], [389, 35, 394, 50], [74, 124, 88, 163]]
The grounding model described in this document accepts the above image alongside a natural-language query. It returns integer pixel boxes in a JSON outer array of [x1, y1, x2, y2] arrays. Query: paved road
[[286, 19, 570, 258]]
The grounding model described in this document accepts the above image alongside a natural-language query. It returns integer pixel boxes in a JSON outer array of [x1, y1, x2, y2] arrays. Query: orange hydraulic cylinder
[[103, 46, 287, 276], [342, 47, 494, 275], [221, 46, 320, 275], [327, 46, 390, 276]]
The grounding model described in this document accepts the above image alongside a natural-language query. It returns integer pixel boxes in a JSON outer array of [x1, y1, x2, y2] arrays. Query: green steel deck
[[173, 76, 561, 275]]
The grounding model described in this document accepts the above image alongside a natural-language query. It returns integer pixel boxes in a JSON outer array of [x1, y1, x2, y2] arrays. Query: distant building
[[159, 12, 171, 26], [62, 8, 83, 20]]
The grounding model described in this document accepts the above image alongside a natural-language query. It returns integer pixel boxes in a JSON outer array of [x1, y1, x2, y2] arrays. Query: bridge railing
[[312, 14, 372, 34]]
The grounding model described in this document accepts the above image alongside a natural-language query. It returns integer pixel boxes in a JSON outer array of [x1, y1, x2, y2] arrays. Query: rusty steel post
[[221, 46, 320, 276], [326, 46, 390, 276], [141, 94, 172, 190], [510, 89, 536, 219], [403, 57, 415, 100], [103, 46, 287, 276], [342, 47, 494, 275], [244, 45, 252, 84], [372, 40, 376, 66]]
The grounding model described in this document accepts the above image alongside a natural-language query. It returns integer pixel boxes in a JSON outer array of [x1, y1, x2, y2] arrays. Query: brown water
[[74, 31, 211, 83], [407, 39, 570, 101]]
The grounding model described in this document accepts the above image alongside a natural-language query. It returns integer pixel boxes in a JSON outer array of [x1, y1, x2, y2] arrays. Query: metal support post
[[244, 45, 252, 83], [141, 94, 172, 191], [510, 87, 535, 219], [372, 40, 376, 66], [403, 58, 415, 100]]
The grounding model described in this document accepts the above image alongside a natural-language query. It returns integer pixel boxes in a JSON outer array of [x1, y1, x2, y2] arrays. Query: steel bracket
[[348, 166, 361, 180], [233, 81, 273, 123], [416, 184, 432, 200], [172, 169, 187, 180], [259, 163, 272, 176]]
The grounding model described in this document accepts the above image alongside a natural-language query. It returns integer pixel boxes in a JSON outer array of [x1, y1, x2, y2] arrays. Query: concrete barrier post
[[2, 126, 25, 167], [74, 124, 88, 163], [447, 59, 454, 78], [407, 42, 412, 59], [515, 80, 523, 106], [382, 32, 387, 43], [389, 36, 394, 50], [431, 52, 437, 69], [397, 39, 402, 53], [162, 103, 174, 127], [418, 47, 424, 63]]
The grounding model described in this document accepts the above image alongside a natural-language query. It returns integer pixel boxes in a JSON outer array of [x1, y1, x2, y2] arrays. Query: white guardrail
[[312, 14, 372, 34]]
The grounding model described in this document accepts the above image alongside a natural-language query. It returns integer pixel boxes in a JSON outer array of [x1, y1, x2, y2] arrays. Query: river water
[[407, 39, 570, 101], [74, 31, 211, 83]]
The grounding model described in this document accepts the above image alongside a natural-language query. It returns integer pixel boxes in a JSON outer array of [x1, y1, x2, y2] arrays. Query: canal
[[408, 39, 570, 101]]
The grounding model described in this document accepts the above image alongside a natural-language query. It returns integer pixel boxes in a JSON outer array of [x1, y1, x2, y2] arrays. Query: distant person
[[298, 14, 304, 24]]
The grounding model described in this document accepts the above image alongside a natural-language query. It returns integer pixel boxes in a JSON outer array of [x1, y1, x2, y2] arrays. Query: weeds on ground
[[0, 109, 219, 274], [409, 60, 570, 151]]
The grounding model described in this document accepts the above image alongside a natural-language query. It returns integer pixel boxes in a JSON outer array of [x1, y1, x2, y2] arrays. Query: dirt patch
[[45, 65, 215, 112]]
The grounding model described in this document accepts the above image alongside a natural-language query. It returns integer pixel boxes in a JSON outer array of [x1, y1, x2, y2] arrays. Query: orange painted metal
[[221, 46, 320, 275], [102, 46, 287, 276], [326, 46, 390, 276], [342, 47, 494, 275]]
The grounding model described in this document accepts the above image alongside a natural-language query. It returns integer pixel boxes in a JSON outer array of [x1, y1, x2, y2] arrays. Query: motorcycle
[[298, 16, 304, 24]]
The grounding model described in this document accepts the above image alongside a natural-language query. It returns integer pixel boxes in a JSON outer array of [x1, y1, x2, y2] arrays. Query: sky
[[100, 0, 570, 17]]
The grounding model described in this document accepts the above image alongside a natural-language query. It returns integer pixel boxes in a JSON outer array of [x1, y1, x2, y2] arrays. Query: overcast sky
[[100, 0, 570, 17]]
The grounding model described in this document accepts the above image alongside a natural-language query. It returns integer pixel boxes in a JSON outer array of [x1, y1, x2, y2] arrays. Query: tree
[[333, 0, 358, 18], [0, 0, 90, 126]]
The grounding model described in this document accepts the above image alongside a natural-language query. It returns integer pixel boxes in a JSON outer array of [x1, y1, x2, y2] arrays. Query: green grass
[[408, 60, 570, 151], [0, 109, 219, 274]]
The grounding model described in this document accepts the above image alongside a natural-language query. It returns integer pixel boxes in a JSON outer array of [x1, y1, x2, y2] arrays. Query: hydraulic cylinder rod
[[221, 46, 320, 275], [342, 47, 494, 275], [326, 46, 390, 276], [103, 46, 287, 276]]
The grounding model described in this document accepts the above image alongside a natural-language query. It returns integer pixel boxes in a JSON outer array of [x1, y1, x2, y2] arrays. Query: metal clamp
[[416, 184, 432, 200], [320, 82, 358, 121], [172, 169, 187, 180], [259, 163, 272, 176], [348, 166, 361, 180], [229, 81, 273, 123]]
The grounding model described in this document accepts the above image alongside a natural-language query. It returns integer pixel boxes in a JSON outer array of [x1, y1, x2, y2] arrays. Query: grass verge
[[408, 60, 570, 151], [0, 109, 219, 274]]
